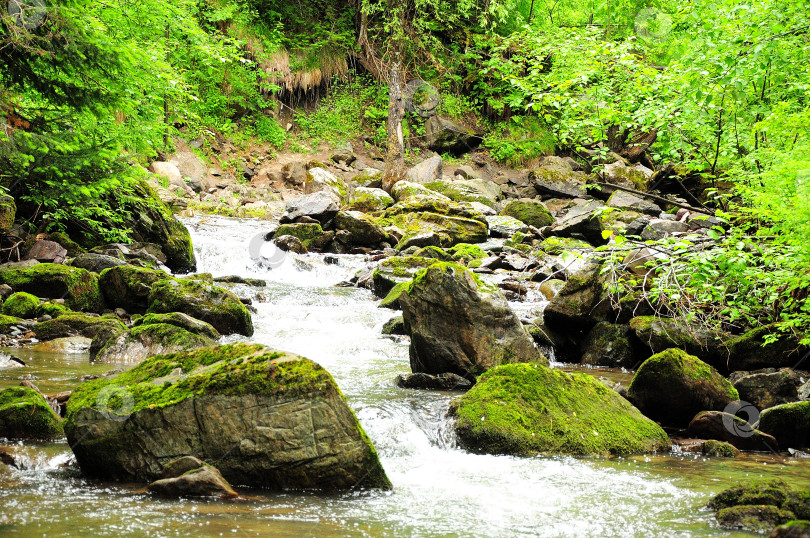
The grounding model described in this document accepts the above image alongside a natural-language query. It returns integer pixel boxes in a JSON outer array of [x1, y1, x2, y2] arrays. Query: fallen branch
[[596, 182, 716, 216]]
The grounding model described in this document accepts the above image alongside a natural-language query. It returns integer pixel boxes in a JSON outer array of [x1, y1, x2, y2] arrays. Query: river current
[[1, 215, 809, 537]]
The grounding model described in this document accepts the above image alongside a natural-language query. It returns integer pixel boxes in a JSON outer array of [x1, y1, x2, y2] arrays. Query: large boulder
[[399, 262, 547, 380], [486, 215, 529, 238], [529, 156, 589, 198], [730, 368, 801, 411], [0, 263, 104, 312], [606, 190, 661, 216], [500, 199, 555, 228], [371, 256, 434, 298], [728, 325, 806, 372], [627, 348, 739, 427], [273, 223, 332, 251], [98, 265, 168, 313], [71, 253, 127, 273], [280, 191, 340, 224], [120, 180, 196, 273], [0, 386, 63, 440], [450, 363, 670, 456], [544, 260, 610, 331], [24, 240, 68, 264], [551, 201, 607, 245], [65, 343, 391, 491], [132, 312, 220, 340], [303, 167, 348, 202], [147, 279, 253, 337], [759, 402, 810, 450], [630, 316, 732, 373], [425, 117, 482, 155]]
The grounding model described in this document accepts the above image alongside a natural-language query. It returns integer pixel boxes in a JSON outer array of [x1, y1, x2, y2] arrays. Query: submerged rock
[[450, 363, 670, 456], [0, 386, 63, 440], [627, 348, 739, 427], [399, 262, 547, 379], [708, 480, 810, 534], [148, 457, 238, 499], [395, 372, 472, 391], [65, 343, 391, 491]]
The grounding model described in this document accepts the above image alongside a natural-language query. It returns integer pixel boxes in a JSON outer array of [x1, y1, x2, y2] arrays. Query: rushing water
[[2, 215, 810, 537]]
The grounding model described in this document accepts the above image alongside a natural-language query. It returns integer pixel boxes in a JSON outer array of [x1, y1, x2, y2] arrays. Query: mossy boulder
[[134, 312, 220, 340], [379, 281, 410, 310], [413, 245, 453, 261], [630, 316, 732, 373], [448, 243, 486, 264], [348, 187, 394, 212], [94, 323, 215, 364], [424, 179, 501, 208], [580, 322, 637, 369], [334, 211, 388, 246], [759, 402, 810, 450], [34, 313, 126, 341], [450, 363, 670, 456], [147, 278, 253, 336], [390, 181, 450, 204], [0, 386, 63, 440], [535, 236, 592, 256], [2, 292, 40, 319], [274, 222, 332, 251], [98, 265, 170, 313], [500, 199, 554, 228], [0, 263, 104, 312], [400, 262, 547, 379], [708, 480, 810, 534], [65, 343, 391, 491], [371, 256, 434, 298], [122, 179, 196, 273], [393, 212, 488, 249], [728, 324, 806, 372], [627, 348, 739, 427], [38, 301, 70, 318]]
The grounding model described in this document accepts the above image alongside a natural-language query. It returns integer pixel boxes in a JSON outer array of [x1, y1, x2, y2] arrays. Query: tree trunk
[[382, 61, 406, 193]]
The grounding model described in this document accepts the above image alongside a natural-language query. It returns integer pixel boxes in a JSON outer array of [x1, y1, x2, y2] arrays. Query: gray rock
[[729, 368, 801, 410], [24, 240, 67, 264], [396, 232, 442, 251], [486, 215, 529, 238], [641, 219, 690, 240], [334, 211, 387, 246], [552, 201, 606, 245], [407, 156, 443, 184], [281, 191, 340, 224], [399, 263, 547, 380], [425, 117, 482, 155], [72, 253, 127, 273], [581, 322, 637, 369], [686, 411, 778, 451], [606, 191, 661, 216], [275, 235, 308, 254], [331, 144, 356, 165], [529, 156, 589, 198], [94, 323, 214, 364]]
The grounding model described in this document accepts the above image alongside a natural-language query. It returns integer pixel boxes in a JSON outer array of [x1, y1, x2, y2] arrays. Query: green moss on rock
[[759, 401, 810, 450], [274, 223, 332, 250], [98, 264, 171, 313], [501, 199, 554, 228], [627, 348, 739, 427], [702, 440, 740, 458], [2, 292, 40, 319], [147, 278, 253, 336], [450, 363, 670, 456], [0, 263, 104, 312], [135, 312, 220, 340], [448, 243, 486, 264], [34, 313, 126, 341], [0, 386, 63, 440]]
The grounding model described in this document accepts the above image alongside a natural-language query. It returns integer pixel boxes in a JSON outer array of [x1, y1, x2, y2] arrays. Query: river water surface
[[2, 215, 809, 537]]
